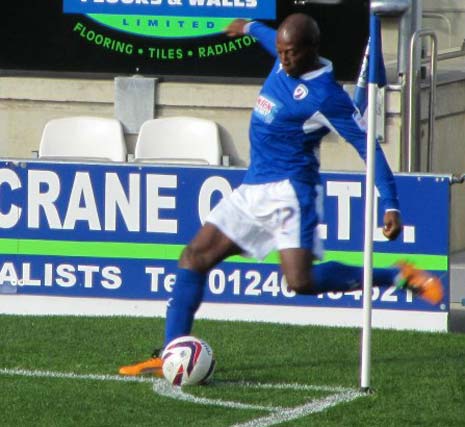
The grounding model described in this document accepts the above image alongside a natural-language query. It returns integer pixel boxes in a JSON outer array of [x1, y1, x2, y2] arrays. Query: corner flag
[[353, 14, 386, 118], [359, 12, 386, 392]]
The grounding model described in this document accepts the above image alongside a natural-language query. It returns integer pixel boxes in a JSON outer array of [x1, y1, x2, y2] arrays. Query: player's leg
[[279, 249, 443, 304], [119, 223, 242, 376], [279, 248, 396, 294], [161, 182, 279, 357], [119, 183, 258, 377], [276, 181, 397, 294], [164, 223, 242, 345], [279, 180, 443, 302]]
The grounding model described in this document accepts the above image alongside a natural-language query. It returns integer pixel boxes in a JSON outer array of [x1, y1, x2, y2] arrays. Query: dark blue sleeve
[[247, 22, 277, 57], [318, 90, 400, 212]]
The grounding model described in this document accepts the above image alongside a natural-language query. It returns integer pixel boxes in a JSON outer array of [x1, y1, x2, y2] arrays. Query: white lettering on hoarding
[[326, 181, 362, 240], [188, 0, 258, 8], [28, 170, 62, 229], [0, 169, 180, 234], [0, 259, 415, 306], [0, 169, 22, 228], [198, 176, 232, 224], [79, 1, 163, 5], [63, 172, 101, 230], [146, 174, 178, 233], [78, 0, 258, 8], [145, 266, 176, 292], [0, 261, 122, 290], [0, 167, 416, 243], [105, 173, 140, 232], [144, 265, 413, 304]]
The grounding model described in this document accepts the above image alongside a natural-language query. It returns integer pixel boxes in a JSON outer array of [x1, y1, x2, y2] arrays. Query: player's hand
[[225, 19, 249, 37], [383, 210, 402, 240]]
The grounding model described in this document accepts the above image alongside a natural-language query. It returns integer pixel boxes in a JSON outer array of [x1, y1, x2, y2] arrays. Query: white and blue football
[[161, 336, 216, 386]]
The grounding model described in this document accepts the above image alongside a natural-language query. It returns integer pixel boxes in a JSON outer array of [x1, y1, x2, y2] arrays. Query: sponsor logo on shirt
[[254, 95, 280, 124], [293, 84, 309, 100]]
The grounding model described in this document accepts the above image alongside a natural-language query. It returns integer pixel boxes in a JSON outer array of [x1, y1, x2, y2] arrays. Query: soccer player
[[119, 14, 443, 376]]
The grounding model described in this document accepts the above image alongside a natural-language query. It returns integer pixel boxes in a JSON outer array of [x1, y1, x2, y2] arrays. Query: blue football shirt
[[244, 22, 399, 212]]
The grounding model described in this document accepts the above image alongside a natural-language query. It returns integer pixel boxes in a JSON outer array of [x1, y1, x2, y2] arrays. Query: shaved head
[[276, 14, 321, 77], [278, 13, 320, 49]]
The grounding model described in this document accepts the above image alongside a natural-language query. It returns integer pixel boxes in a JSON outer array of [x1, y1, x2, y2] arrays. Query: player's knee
[[179, 245, 209, 273], [179, 245, 200, 269]]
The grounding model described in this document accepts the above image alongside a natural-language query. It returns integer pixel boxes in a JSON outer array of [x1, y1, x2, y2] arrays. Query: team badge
[[293, 84, 309, 100]]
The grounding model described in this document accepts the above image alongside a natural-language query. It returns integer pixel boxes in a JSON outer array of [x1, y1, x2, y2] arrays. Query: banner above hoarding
[[1, 0, 369, 80]]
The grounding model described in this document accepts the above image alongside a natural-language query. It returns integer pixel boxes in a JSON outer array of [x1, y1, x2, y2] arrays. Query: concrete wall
[[423, 0, 465, 51], [0, 76, 404, 170], [0, 77, 115, 159]]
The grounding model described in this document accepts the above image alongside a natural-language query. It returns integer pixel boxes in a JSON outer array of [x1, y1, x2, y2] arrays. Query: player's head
[[276, 13, 320, 78]]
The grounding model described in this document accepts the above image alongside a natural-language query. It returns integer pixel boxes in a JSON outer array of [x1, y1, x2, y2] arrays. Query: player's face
[[276, 34, 313, 78]]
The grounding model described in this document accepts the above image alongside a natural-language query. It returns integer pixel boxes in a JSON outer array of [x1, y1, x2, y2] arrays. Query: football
[[161, 336, 216, 386]]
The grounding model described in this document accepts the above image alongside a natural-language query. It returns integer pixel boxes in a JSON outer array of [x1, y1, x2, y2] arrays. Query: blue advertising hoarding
[[0, 161, 450, 330], [63, 0, 277, 19]]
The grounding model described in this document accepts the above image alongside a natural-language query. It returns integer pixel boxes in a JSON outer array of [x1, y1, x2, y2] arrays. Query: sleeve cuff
[[243, 21, 255, 34], [382, 199, 400, 212]]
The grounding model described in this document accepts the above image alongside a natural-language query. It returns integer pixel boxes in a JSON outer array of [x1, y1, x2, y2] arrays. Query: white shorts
[[206, 179, 324, 260]]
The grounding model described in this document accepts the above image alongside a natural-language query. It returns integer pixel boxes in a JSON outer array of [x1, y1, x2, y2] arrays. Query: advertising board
[[0, 161, 450, 331], [1, 1, 368, 80]]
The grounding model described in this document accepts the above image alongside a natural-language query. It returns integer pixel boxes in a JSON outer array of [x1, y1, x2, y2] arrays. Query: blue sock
[[164, 268, 206, 347], [312, 261, 398, 294]]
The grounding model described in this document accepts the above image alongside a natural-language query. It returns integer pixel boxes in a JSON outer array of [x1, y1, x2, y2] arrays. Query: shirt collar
[[300, 57, 333, 80]]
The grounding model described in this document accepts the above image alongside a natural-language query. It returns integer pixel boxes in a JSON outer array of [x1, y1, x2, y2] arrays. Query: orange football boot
[[119, 351, 164, 376], [396, 261, 444, 305]]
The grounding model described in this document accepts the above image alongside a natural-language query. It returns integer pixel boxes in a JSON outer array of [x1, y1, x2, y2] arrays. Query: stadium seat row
[[37, 116, 227, 166]]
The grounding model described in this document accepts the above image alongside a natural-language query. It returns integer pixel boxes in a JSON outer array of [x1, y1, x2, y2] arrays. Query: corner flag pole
[[360, 12, 384, 392]]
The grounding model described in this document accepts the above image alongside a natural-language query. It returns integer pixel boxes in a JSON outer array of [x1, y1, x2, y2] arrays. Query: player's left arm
[[225, 20, 277, 57], [315, 92, 403, 241]]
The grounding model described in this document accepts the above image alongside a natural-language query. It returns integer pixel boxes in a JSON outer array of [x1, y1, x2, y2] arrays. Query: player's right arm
[[225, 20, 277, 57], [314, 89, 403, 241]]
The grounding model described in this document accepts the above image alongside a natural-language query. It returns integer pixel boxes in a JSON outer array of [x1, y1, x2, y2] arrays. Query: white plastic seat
[[134, 116, 222, 165], [39, 116, 127, 162]]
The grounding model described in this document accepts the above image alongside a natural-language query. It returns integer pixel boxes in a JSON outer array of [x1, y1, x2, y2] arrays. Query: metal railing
[[451, 173, 465, 185], [406, 30, 438, 172], [405, 32, 465, 173]]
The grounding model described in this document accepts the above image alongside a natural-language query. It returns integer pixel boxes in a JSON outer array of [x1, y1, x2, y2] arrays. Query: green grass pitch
[[1, 315, 464, 426]]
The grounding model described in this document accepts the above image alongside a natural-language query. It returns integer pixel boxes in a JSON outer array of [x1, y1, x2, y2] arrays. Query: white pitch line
[[218, 380, 354, 394], [0, 368, 366, 427], [230, 390, 364, 427], [0, 368, 280, 412], [0, 368, 154, 384], [153, 380, 282, 411]]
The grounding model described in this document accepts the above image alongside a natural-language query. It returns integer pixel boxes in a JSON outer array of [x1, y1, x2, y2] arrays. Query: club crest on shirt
[[254, 95, 280, 124], [293, 84, 309, 100]]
